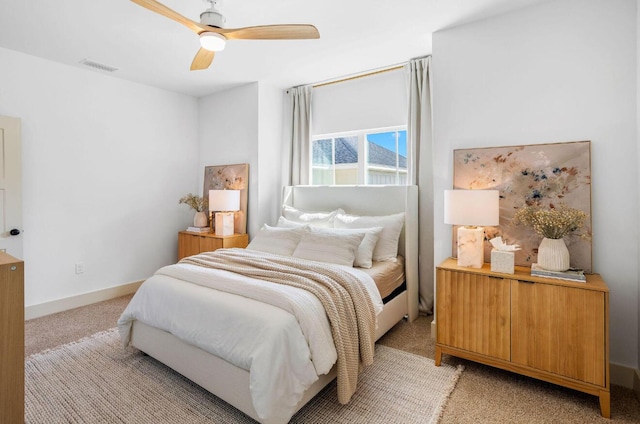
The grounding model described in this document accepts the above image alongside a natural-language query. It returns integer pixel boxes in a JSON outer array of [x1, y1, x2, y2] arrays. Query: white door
[[0, 116, 23, 259]]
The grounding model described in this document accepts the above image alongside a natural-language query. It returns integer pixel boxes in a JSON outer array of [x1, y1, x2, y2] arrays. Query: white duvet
[[118, 258, 383, 424]]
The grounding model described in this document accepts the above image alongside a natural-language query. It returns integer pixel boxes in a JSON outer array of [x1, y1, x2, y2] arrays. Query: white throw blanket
[[118, 249, 382, 424]]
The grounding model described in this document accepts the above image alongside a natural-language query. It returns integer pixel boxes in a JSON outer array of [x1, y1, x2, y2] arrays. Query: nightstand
[[178, 231, 249, 260], [435, 257, 610, 417]]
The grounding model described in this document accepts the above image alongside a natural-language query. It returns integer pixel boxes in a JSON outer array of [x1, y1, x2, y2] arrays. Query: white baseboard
[[25, 281, 143, 320], [610, 362, 639, 389], [431, 320, 436, 339]]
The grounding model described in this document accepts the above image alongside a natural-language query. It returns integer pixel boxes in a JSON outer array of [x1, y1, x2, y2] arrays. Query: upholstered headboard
[[282, 185, 419, 321]]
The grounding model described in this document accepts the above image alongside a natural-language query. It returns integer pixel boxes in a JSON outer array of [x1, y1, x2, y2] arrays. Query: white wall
[[433, 0, 638, 368], [0, 47, 199, 307], [198, 84, 261, 237], [198, 82, 287, 235], [257, 83, 286, 226]]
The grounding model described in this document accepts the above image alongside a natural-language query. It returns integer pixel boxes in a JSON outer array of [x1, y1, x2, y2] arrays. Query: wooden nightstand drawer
[[178, 232, 249, 260]]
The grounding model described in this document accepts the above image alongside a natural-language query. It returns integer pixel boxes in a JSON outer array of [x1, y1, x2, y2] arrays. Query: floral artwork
[[203, 163, 249, 234], [453, 141, 592, 272]]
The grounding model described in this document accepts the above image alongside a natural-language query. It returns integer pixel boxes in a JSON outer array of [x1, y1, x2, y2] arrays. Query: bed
[[118, 185, 419, 423]]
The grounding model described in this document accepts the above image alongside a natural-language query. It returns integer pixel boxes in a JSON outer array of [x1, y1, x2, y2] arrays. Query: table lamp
[[209, 190, 240, 236], [444, 189, 500, 268]]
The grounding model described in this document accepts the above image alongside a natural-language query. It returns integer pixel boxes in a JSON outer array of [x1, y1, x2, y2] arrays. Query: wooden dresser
[[435, 258, 610, 417], [178, 231, 249, 260], [0, 252, 24, 424]]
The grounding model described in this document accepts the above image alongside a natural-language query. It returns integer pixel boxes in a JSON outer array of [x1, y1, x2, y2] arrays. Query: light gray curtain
[[287, 85, 313, 186], [405, 56, 434, 313]]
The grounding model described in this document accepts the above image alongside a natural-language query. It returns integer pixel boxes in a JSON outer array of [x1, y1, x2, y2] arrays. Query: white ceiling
[[0, 0, 549, 98]]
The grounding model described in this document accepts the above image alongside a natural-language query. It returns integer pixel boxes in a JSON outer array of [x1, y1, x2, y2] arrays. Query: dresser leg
[[435, 346, 442, 366], [599, 390, 610, 418]]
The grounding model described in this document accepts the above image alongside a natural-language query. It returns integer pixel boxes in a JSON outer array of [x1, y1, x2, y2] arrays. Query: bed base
[[130, 289, 409, 422]]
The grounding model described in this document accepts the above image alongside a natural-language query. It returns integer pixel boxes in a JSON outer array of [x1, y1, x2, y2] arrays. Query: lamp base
[[215, 212, 235, 236], [457, 226, 484, 268]]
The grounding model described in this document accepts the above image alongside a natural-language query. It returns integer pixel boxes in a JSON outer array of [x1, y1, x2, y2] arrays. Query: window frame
[[310, 125, 408, 186]]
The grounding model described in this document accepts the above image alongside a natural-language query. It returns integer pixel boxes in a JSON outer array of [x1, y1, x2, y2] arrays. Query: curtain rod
[[312, 64, 405, 89], [287, 55, 430, 92]]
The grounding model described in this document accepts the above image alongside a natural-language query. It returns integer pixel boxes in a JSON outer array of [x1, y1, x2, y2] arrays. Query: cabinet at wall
[[0, 252, 24, 424], [435, 258, 610, 418], [178, 231, 249, 260]]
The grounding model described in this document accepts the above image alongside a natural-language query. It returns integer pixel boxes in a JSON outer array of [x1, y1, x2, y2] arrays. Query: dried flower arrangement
[[513, 204, 588, 240], [178, 194, 208, 212]]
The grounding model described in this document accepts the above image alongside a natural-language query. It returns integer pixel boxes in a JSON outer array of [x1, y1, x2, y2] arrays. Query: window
[[311, 127, 407, 185]]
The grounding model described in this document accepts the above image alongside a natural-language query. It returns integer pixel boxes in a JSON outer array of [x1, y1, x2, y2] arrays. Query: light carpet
[[25, 328, 463, 424]]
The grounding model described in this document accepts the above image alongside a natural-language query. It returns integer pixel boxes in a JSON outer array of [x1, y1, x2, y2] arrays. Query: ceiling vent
[[79, 59, 118, 73]]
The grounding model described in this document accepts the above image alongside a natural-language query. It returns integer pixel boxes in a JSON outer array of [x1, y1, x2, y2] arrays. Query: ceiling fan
[[131, 0, 320, 71]]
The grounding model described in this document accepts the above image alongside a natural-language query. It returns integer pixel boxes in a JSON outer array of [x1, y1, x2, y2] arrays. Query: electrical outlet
[[75, 262, 85, 274]]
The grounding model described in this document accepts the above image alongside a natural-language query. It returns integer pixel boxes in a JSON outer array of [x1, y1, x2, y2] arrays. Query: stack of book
[[530, 263, 586, 282], [186, 226, 211, 233]]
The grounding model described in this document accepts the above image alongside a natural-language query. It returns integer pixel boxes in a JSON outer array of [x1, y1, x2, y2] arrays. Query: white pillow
[[334, 212, 405, 262], [246, 224, 306, 256], [292, 227, 365, 267], [276, 216, 306, 228], [302, 226, 383, 268], [281, 205, 344, 228]]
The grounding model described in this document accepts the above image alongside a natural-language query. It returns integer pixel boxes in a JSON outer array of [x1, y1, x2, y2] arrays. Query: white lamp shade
[[209, 190, 240, 212], [444, 189, 500, 226]]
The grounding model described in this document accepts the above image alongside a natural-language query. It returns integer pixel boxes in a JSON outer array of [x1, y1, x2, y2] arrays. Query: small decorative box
[[491, 249, 515, 274]]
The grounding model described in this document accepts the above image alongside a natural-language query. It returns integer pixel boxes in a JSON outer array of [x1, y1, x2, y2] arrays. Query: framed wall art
[[203, 163, 249, 234], [453, 141, 592, 272]]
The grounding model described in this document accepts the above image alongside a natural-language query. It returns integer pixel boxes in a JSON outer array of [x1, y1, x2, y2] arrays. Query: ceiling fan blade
[[218, 24, 320, 40], [131, 0, 209, 34], [190, 48, 215, 71]]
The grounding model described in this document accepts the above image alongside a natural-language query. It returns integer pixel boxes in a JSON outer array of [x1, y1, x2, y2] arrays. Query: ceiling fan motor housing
[[200, 8, 226, 28]]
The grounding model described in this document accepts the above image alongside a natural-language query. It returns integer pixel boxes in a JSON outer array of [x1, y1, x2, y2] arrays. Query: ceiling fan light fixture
[[200, 32, 226, 51]]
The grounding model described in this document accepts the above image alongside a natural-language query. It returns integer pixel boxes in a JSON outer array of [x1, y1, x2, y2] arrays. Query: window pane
[[366, 130, 407, 185], [334, 137, 358, 185], [335, 167, 358, 185], [312, 139, 333, 165], [312, 168, 334, 185], [367, 131, 398, 166], [397, 130, 407, 171], [334, 136, 358, 164]]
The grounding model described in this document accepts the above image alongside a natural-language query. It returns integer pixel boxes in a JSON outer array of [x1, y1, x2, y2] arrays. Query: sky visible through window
[[368, 131, 407, 157]]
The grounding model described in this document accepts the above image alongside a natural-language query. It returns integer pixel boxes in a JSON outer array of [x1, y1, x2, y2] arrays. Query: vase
[[193, 211, 208, 228], [537, 237, 570, 271]]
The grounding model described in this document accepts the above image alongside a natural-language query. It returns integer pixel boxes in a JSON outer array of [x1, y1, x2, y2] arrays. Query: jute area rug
[[26, 328, 463, 424]]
